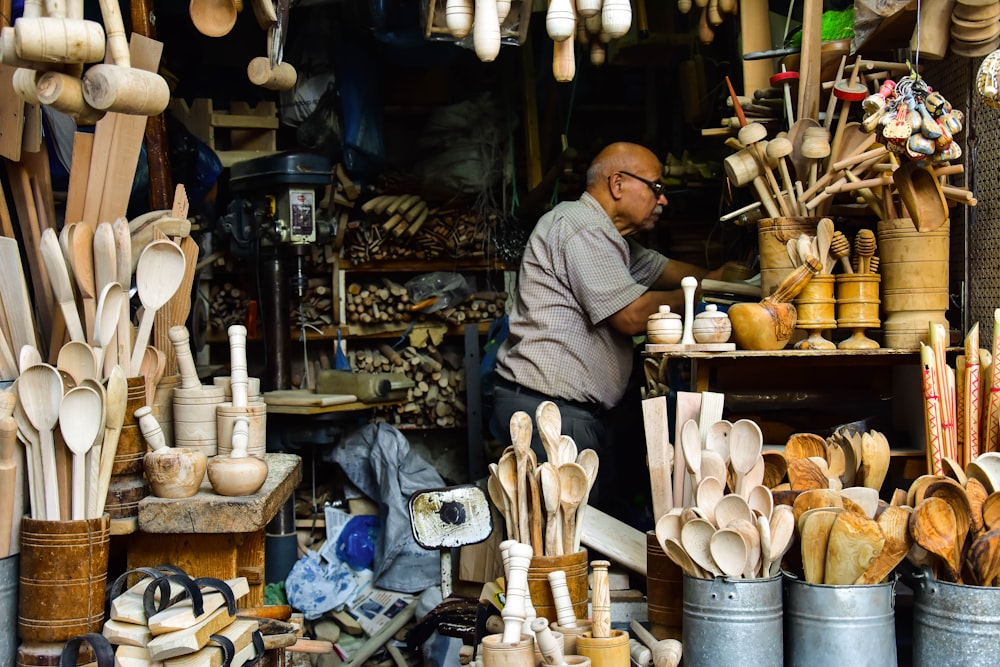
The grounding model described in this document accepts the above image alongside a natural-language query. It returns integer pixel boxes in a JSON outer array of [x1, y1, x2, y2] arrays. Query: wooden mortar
[[208, 416, 268, 496], [136, 405, 206, 499], [729, 257, 821, 350]]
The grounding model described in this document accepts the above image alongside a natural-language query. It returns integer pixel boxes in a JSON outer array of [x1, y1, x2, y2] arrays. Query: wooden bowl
[[208, 455, 268, 496], [144, 448, 208, 498], [189, 0, 237, 37]]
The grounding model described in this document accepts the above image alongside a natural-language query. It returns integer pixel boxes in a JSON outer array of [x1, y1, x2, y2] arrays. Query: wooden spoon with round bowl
[[967, 478, 989, 538], [747, 485, 774, 520], [757, 513, 772, 578], [681, 418, 703, 490], [714, 493, 755, 530], [911, 496, 964, 582], [538, 462, 562, 556], [705, 419, 732, 463], [58, 385, 103, 520], [841, 486, 880, 519], [700, 450, 728, 487], [655, 514, 705, 578], [730, 419, 763, 497], [681, 517, 724, 578], [57, 341, 97, 387], [189, 0, 238, 37], [768, 504, 796, 576], [129, 239, 186, 376], [18, 346, 41, 374], [558, 462, 589, 555], [710, 528, 749, 579], [696, 475, 725, 526], [967, 529, 1000, 587], [17, 364, 64, 520], [799, 507, 842, 583], [487, 464, 514, 540], [558, 434, 578, 468], [824, 509, 885, 585], [729, 517, 763, 578], [860, 431, 890, 491], [761, 450, 788, 489], [535, 401, 563, 465], [79, 378, 106, 519], [496, 451, 520, 543], [93, 282, 124, 377], [10, 380, 42, 518], [784, 432, 828, 462]]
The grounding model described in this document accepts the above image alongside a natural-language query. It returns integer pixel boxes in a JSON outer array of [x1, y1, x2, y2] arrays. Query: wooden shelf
[[645, 348, 926, 361], [346, 258, 512, 273]]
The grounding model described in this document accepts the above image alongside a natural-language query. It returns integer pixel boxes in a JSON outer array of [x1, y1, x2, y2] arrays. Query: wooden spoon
[[911, 496, 963, 582], [487, 465, 513, 539], [715, 493, 755, 530], [79, 378, 106, 519], [11, 380, 42, 518], [860, 431, 890, 491], [705, 419, 732, 462], [681, 418, 703, 488], [17, 363, 64, 520], [538, 462, 562, 556], [0, 416, 17, 551], [824, 509, 884, 585], [924, 478, 973, 557], [558, 462, 589, 555], [112, 218, 132, 377], [558, 434, 578, 468], [730, 518, 763, 578], [696, 476, 725, 526], [967, 529, 1000, 587], [793, 488, 844, 528], [984, 492, 1000, 531], [857, 505, 913, 584], [841, 486, 880, 519], [768, 504, 796, 576], [730, 419, 763, 497], [785, 432, 827, 462], [535, 401, 563, 465], [510, 410, 533, 545], [40, 229, 86, 343], [189, 0, 238, 37], [58, 385, 103, 520], [18, 346, 42, 374], [57, 341, 97, 386], [762, 450, 788, 488], [681, 517, 723, 577], [788, 457, 829, 492], [94, 282, 124, 376], [129, 239, 185, 375], [710, 528, 749, 579], [799, 507, 841, 584], [816, 217, 835, 273], [92, 221, 117, 298], [95, 366, 126, 517], [747, 485, 774, 520], [496, 451, 520, 543]]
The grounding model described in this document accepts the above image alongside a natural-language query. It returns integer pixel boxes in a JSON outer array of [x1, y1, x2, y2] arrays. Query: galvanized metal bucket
[[783, 573, 897, 666], [0, 554, 18, 666], [909, 565, 1000, 666], [682, 574, 783, 667]]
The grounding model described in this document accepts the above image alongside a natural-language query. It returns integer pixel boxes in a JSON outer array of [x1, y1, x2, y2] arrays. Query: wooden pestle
[[82, 0, 170, 115], [168, 325, 202, 391], [228, 325, 249, 409], [501, 541, 533, 643], [531, 618, 565, 665], [548, 570, 578, 629], [630, 620, 683, 667], [591, 560, 611, 638]]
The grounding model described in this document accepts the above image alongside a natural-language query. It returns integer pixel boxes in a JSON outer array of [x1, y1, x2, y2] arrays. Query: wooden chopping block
[[146, 608, 236, 661], [149, 577, 250, 634]]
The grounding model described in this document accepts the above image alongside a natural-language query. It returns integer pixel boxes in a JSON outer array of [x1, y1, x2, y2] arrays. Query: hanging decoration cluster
[[861, 75, 964, 163]]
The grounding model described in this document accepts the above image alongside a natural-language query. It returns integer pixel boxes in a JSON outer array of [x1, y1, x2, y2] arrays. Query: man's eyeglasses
[[619, 171, 665, 198]]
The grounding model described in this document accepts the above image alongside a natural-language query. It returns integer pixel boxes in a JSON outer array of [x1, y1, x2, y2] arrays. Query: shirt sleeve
[[628, 238, 669, 286], [562, 227, 649, 324]]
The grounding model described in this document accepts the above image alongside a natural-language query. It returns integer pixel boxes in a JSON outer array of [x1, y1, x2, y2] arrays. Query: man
[[492, 142, 722, 511]]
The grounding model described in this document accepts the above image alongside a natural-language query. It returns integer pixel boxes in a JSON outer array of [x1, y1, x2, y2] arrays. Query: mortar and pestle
[[630, 620, 682, 667], [136, 406, 207, 499], [217, 325, 266, 458], [575, 560, 630, 665], [169, 325, 226, 458], [81, 0, 170, 115], [208, 416, 268, 496], [728, 257, 821, 350]]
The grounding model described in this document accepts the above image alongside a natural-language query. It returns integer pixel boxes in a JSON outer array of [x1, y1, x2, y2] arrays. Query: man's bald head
[[585, 142, 662, 187]]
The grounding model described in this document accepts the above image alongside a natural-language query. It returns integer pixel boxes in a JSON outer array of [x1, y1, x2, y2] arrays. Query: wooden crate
[[169, 98, 279, 167]]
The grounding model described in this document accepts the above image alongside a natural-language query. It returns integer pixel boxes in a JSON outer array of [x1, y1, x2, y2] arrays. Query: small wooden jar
[[647, 306, 683, 344]]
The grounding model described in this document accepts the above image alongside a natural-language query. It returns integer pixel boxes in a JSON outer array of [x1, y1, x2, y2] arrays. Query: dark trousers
[[491, 380, 617, 516]]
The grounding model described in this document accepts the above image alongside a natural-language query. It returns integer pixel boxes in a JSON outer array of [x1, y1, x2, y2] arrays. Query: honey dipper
[[830, 230, 853, 274], [854, 228, 877, 273]]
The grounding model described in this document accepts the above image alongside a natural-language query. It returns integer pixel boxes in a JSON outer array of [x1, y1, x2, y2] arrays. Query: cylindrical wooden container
[[836, 274, 881, 327], [213, 376, 262, 403], [16, 641, 95, 666], [575, 629, 630, 666], [794, 273, 837, 349], [551, 620, 592, 656], [757, 217, 821, 297], [105, 376, 148, 519], [173, 385, 226, 457], [481, 634, 535, 666], [151, 374, 181, 448], [646, 531, 682, 640], [541, 656, 590, 667], [216, 401, 267, 458], [17, 515, 109, 642], [527, 550, 589, 624], [877, 217, 949, 349]]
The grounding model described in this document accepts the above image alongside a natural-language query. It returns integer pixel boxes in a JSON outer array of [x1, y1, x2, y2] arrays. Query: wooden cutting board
[[262, 390, 358, 407]]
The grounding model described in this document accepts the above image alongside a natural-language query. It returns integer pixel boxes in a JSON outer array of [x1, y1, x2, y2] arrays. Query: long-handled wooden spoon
[[79, 378, 106, 519], [911, 496, 963, 582], [40, 228, 86, 343], [112, 218, 132, 376], [711, 528, 749, 579], [59, 385, 103, 520], [496, 451, 520, 543], [70, 222, 97, 342], [17, 363, 64, 520], [96, 366, 127, 516], [681, 517, 723, 577], [538, 462, 562, 556], [510, 410, 533, 546], [57, 340, 97, 386], [557, 462, 588, 555], [94, 282, 124, 376], [536, 400, 563, 465], [730, 419, 763, 497], [129, 239, 185, 375]]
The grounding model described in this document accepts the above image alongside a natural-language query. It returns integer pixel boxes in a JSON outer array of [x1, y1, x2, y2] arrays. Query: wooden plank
[[149, 578, 250, 635], [580, 506, 646, 576], [115, 645, 165, 667], [163, 619, 257, 667], [641, 396, 673, 523], [235, 530, 265, 608], [262, 390, 359, 407], [146, 607, 236, 660], [673, 391, 702, 508], [211, 113, 279, 130], [64, 132, 94, 225], [137, 453, 301, 534], [0, 236, 41, 355], [0, 64, 24, 161], [4, 161, 54, 342], [103, 618, 153, 647], [21, 138, 56, 234]]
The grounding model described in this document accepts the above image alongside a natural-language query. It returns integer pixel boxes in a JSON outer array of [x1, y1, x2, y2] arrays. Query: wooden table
[[125, 453, 302, 607]]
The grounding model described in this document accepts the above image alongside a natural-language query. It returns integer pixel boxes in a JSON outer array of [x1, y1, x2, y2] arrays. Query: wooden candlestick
[[590, 559, 611, 638]]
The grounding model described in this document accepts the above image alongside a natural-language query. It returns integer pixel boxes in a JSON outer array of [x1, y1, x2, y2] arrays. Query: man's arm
[[606, 288, 684, 336], [650, 258, 725, 290]]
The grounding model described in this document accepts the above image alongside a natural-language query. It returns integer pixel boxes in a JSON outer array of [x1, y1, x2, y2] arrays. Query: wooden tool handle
[[168, 326, 201, 390], [547, 570, 578, 629], [228, 325, 249, 408], [98, 0, 129, 66], [247, 57, 297, 90], [590, 559, 611, 638], [134, 405, 165, 451], [767, 257, 821, 304]]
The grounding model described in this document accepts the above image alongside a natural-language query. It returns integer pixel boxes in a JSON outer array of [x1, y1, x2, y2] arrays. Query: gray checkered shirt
[[496, 193, 668, 409]]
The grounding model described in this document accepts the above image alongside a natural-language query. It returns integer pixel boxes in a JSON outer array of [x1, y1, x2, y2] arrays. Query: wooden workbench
[[125, 453, 302, 607]]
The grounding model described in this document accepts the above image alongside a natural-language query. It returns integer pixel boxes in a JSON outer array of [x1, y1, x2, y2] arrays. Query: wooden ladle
[[17, 363, 64, 520], [558, 462, 589, 555], [911, 496, 963, 582], [59, 385, 103, 520], [96, 366, 128, 517], [893, 160, 948, 232], [130, 239, 185, 375]]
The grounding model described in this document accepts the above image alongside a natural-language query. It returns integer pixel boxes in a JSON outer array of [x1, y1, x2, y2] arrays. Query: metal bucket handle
[[899, 561, 937, 593]]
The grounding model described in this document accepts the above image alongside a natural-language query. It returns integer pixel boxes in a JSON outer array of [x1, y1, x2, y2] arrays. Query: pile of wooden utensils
[[786, 221, 880, 275], [486, 402, 598, 557], [3, 0, 169, 122], [921, 309, 1000, 478]]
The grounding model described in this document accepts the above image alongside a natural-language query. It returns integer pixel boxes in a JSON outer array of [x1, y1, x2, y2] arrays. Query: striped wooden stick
[[922, 343, 945, 476]]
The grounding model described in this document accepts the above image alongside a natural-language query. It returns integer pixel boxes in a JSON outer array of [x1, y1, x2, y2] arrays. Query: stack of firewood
[[345, 279, 412, 326], [291, 278, 336, 330], [347, 198, 499, 263], [208, 281, 249, 331], [351, 343, 468, 428]]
